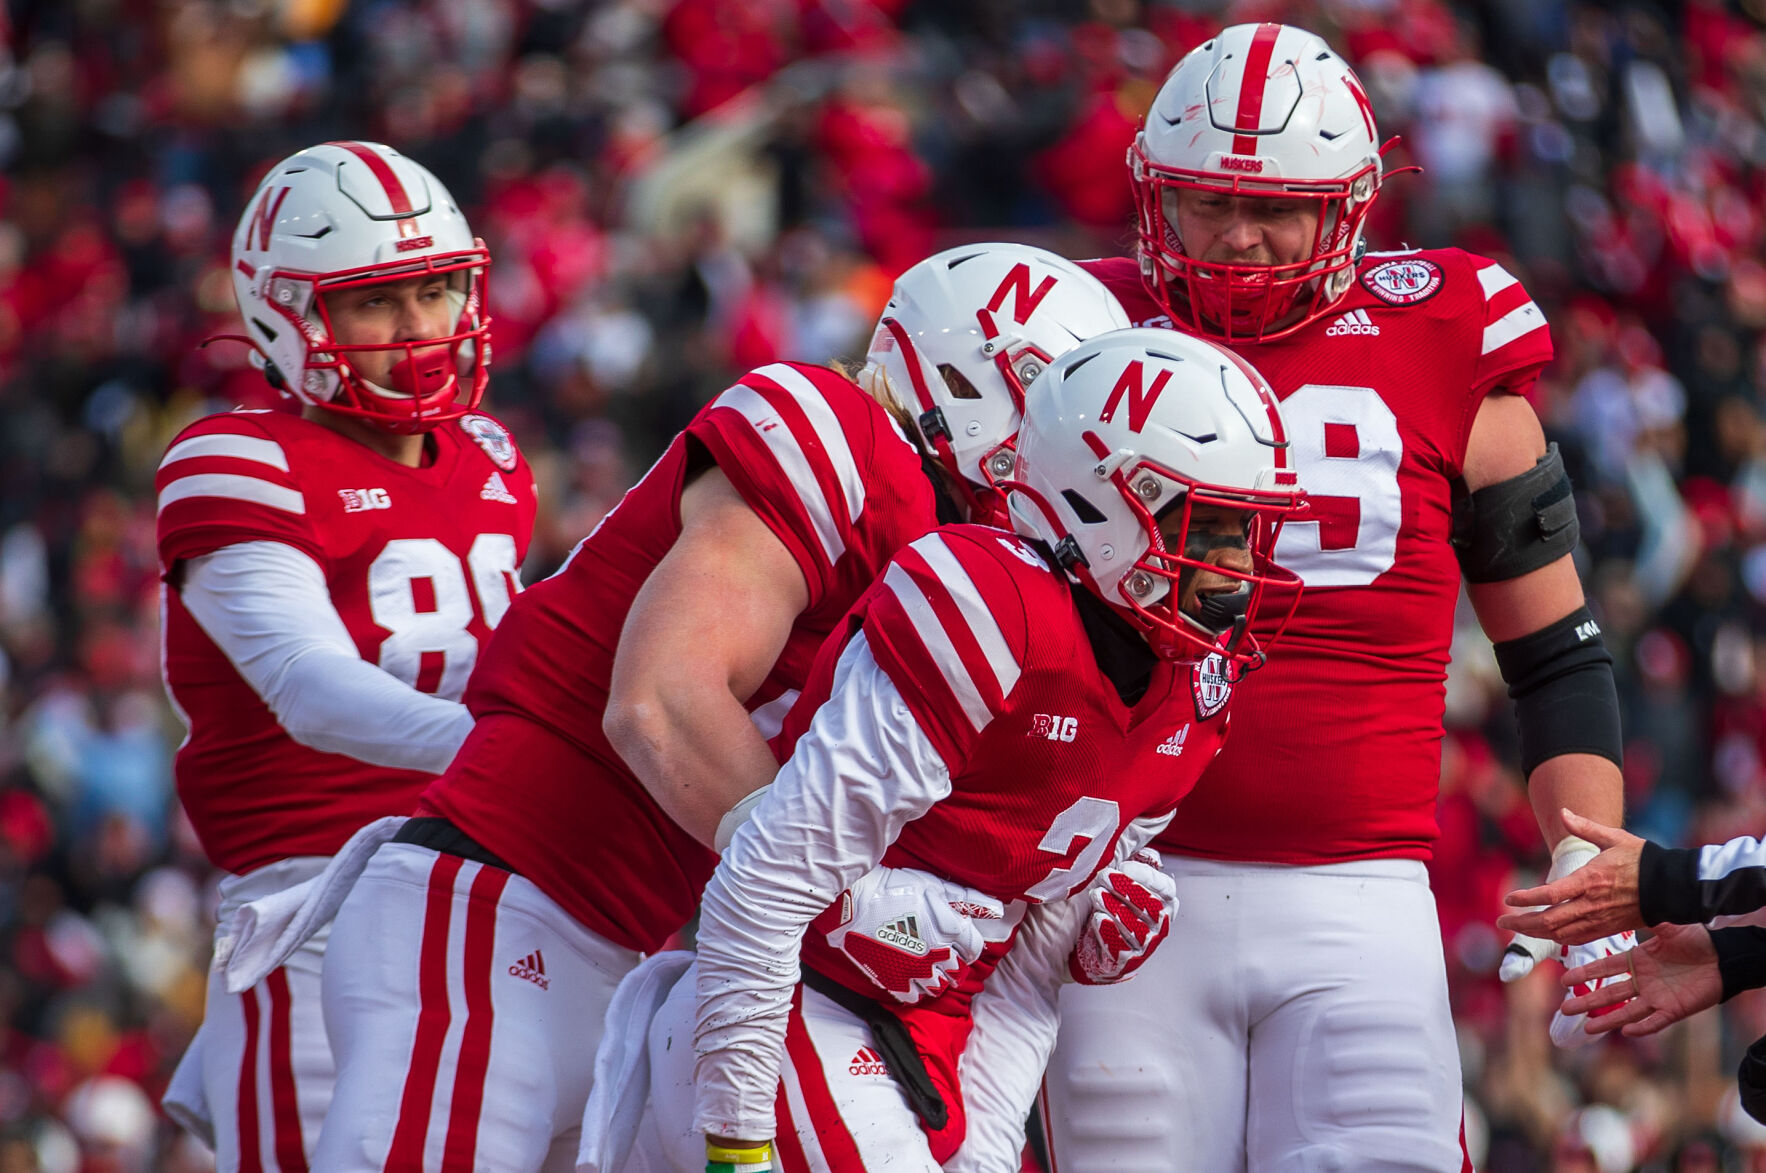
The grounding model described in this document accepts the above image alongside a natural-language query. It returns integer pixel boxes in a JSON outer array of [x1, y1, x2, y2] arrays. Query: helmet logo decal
[[1342, 71, 1377, 140], [1220, 156, 1265, 173], [1099, 360, 1175, 433], [249, 187, 290, 253], [985, 263, 1059, 325]]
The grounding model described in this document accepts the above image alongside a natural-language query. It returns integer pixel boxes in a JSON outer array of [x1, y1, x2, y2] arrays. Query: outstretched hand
[[1497, 809, 1646, 946], [1557, 923, 1722, 1038]]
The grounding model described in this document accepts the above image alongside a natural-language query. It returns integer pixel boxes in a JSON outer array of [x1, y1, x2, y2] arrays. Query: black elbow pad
[[1492, 606, 1623, 777], [1452, 443, 1580, 582]]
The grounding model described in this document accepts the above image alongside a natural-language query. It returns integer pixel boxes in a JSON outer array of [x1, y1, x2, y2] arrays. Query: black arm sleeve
[[1713, 927, 1766, 1001], [1640, 838, 1766, 925]]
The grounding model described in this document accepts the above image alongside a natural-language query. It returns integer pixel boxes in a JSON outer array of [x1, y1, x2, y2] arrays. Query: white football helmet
[[1132, 23, 1385, 342], [861, 243, 1131, 522], [229, 141, 491, 433], [1009, 327, 1306, 665]]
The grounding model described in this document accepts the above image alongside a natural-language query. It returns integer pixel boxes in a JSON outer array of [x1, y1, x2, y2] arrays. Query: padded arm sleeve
[[692, 633, 955, 1142], [179, 541, 473, 774]]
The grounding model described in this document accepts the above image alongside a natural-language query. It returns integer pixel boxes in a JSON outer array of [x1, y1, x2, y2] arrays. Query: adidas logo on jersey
[[1156, 725, 1191, 757], [508, 950, 549, 989], [339, 487, 392, 512], [849, 1046, 890, 1077], [874, 917, 928, 956], [481, 472, 518, 504], [1324, 309, 1380, 337]]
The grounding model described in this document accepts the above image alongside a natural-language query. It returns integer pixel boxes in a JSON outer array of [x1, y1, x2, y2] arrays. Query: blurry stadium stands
[[6, 0, 1766, 1167]]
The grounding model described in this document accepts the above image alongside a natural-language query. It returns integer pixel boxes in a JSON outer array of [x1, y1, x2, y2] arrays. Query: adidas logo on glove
[[874, 917, 928, 956]]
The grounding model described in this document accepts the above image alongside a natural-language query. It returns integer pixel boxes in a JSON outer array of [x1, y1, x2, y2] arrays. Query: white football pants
[[1043, 856, 1466, 1173], [166, 857, 334, 1173], [314, 842, 639, 1173], [633, 960, 942, 1173]]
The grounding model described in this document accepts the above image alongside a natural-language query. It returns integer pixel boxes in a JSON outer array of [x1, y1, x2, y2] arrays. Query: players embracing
[[1038, 22, 1630, 1173]]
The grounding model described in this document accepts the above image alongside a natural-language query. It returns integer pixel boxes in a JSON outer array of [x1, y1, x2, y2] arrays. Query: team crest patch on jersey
[[1192, 652, 1235, 719], [460, 414, 517, 471], [1360, 258, 1443, 306]]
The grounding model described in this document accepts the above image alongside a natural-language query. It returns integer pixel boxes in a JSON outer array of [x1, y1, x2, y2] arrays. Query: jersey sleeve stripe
[[160, 432, 290, 473], [908, 535, 1022, 699], [1481, 300, 1548, 356], [710, 383, 845, 566], [881, 562, 995, 733], [1476, 262, 1519, 300], [158, 473, 306, 516], [750, 364, 867, 525]]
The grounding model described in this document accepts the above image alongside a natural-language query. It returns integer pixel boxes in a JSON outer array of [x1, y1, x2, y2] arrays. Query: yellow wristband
[[706, 1141, 772, 1165]]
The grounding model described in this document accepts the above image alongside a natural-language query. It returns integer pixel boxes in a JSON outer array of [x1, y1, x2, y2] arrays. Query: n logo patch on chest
[[1192, 651, 1235, 719]]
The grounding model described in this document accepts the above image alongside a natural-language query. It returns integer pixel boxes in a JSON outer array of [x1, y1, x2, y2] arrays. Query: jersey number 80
[[368, 535, 520, 700]]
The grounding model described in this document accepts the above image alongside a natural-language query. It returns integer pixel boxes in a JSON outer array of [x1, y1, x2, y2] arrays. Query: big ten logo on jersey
[[339, 487, 392, 513], [997, 535, 1047, 572], [1029, 714, 1078, 742], [368, 535, 521, 698]]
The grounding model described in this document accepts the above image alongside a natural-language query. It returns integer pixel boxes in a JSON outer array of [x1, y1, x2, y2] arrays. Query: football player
[[157, 141, 535, 1173], [614, 327, 1306, 1173], [1039, 24, 1630, 1172], [301, 245, 1133, 1172]]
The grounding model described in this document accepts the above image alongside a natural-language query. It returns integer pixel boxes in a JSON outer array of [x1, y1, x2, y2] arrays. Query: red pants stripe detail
[[1037, 1076, 1058, 1173], [385, 853, 465, 1172], [440, 865, 511, 1171], [265, 968, 310, 1173], [775, 1087, 813, 1173], [238, 986, 265, 1173], [782, 985, 866, 1171]]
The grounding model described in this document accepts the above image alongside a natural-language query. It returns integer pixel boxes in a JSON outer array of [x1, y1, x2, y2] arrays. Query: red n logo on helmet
[[1098, 360, 1173, 433], [986, 263, 1058, 325], [250, 187, 291, 253]]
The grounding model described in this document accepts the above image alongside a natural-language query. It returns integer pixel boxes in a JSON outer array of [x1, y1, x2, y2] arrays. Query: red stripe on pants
[[238, 987, 265, 1173], [385, 852, 465, 1172], [265, 969, 310, 1173], [775, 1089, 813, 1173], [782, 985, 867, 1171], [440, 866, 511, 1171]]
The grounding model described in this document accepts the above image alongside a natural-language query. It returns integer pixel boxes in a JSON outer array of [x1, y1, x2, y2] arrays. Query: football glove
[[1069, 849, 1178, 986], [1500, 835, 1637, 1048], [825, 867, 1006, 1004]]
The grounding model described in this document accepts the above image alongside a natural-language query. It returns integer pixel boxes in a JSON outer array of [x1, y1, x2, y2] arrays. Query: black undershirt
[[1023, 539, 1158, 707]]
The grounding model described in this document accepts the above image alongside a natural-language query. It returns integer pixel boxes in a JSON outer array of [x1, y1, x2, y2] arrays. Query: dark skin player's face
[[1158, 503, 1253, 620]]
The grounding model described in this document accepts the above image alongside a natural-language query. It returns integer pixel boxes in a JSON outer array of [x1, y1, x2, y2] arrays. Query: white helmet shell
[[229, 141, 491, 431], [1010, 326, 1304, 662], [1132, 23, 1384, 340], [863, 243, 1130, 508]]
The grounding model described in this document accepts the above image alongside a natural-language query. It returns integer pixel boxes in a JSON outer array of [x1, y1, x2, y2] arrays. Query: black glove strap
[[798, 967, 949, 1131]]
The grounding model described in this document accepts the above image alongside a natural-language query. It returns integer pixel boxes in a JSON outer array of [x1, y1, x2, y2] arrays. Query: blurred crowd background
[[3, 0, 1766, 1168]]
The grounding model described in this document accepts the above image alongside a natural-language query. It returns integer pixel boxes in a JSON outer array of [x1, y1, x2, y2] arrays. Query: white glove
[[1500, 835, 1638, 1048], [1069, 849, 1177, 985], [824, 867, 1007, 1004]]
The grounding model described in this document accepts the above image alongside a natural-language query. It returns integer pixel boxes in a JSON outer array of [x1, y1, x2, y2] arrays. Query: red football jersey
[[1082, 248, 1553, 864], [422, 362, 939, 953], [784, 526, 1231, 1013], [157, 409, 537, 875]]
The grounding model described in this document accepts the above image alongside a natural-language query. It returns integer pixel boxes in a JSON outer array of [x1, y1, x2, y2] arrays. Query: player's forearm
[[947, 899, 1084, 1173], [602, 684, 780, 849], [1527, 754, 1623, 848], [274, 649, 474, 773], [693, 636, 953, 1142]]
